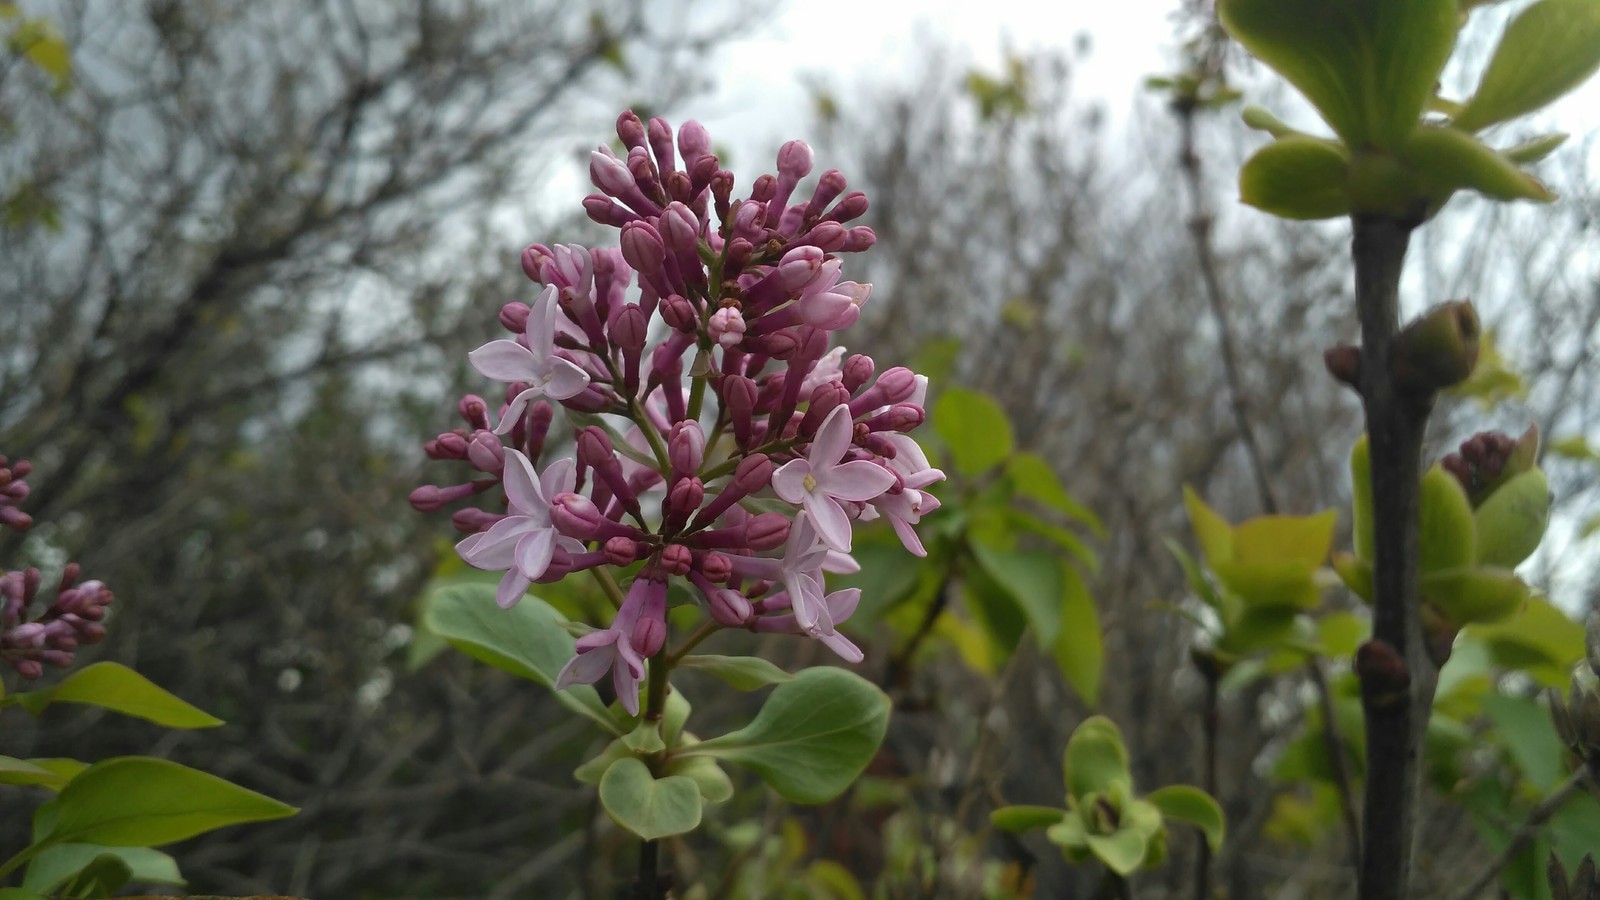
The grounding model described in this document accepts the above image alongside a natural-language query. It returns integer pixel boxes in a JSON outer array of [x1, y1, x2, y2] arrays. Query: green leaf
[[1474, 468, 1551, 569], [1182, 486, 1235, 565], [1240, 104, 1304, 138], [14, 663, 222, 729], [1238, 135, 1351, 220], [1317, 611, 1370, 657], [1469, 598, 1585, 687], [970, 541, 1066, 644], [1419, 464, 1478, 574], [1046, 812, 1090, 850], [1146, 785, 1226, 852], [662, 687, 690, 747], [36, 757, 295, 848], [1232, 510, 1337, 566], [1502, 133, 1569, 165], [1063, 716, 1132, 800], [1211, 560, 1321, 610], [1006, 453, 1105, 534], [1403, 126, 1554, 203], [1054, 564, 1103, 707], [573, 740, 630, 786], [23, 845, 182, 894], [1350, 437, 1375, 563], [597, 758, 703, 841], [663, 749, 734, 804], [1086, 826, 1151, 876], [1481, 692, 1565, 791], [675, 655, 796, 691], [683, 667, 890, 804], [932, 387, 1014, 477], [1454, 0, 1600, 131], [622, 720, 666, 755], [991, 805, 1067, 833], [0, 756, 58, 788], [1219, 0, 1459, 148], [1420, 567, 1530, 626], [0, 888, 47, 899], [421, 580, 621, 734]]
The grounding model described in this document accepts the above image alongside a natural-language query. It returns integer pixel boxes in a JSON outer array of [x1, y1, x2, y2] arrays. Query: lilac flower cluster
[[413, 112, 943, 714], [0, 457, 115, 679]]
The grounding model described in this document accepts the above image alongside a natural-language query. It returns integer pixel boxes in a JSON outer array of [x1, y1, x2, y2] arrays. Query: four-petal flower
[[456, 450, 577, 609], [469, 284, 592, 433], [772, 405, 895, 552]]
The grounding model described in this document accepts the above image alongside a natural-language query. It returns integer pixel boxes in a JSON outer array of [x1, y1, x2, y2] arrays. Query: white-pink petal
[[771, 459, 814, 504], [496, 569, 532, 609], [543, 358, 592, 399], [469, 340, 539, 382], [811, 405, 854, 469], [804, 494, 855, 553], [819, 460, 895, 502]]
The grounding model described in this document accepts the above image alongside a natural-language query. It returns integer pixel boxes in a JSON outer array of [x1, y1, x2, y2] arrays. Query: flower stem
[[589, 566, 627, 610], [1350, 215, 1434, 900], [665, 621, 720, 666]]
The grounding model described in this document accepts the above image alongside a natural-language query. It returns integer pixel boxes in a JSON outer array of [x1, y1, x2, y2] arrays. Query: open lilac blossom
[[469, 285, 591, 434], [414, 111, 941, 715], [456, 450, 579, 608], [772, 406, 896, 552]]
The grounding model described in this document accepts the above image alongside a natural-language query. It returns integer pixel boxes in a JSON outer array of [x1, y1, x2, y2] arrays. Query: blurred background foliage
[[3, 1, 1600, 897]]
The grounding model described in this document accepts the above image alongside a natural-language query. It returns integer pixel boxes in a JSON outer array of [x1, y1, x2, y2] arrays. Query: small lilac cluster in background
[[0, 456, 115, 679], [413, 111, 942, 715]]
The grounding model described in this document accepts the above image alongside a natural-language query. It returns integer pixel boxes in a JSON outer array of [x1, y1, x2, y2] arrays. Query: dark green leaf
[[23, 845, 182, 894], [15, 663, 222, 729], [676, 655, 795, 691], [36, 757, 295, 848]]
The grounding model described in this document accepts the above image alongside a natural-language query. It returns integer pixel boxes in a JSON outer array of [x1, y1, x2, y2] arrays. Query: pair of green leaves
[[1334, 436, 1549, 630], [420, 580, 892, 842], [991, 716, 1224, 876], [1174, 488, 1338, 660], [1225, 0, 1600, 221]]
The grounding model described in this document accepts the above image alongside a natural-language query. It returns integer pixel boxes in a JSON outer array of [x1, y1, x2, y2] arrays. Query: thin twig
[[1447, 768, 1591, 900], [1307, 658, 1362, 868], [1195, 667, 1220, 900]]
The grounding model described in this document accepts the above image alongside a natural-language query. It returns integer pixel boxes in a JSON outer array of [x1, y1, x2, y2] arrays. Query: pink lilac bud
[[708, 307, 746, 349], [849, 367, 918, 416], [610, 303, 648, 351], [797, 221, 847, 252], [841, 227, 876, 252], [0, 456, 32, 532], [678, 120, 711, 168], [842, 354, 875, 393], [700, 552, 734, 583], [522, 400, 554, 463], [426, 432, 469, 460], [499, 302, 531, 333], [863, 404, 925, 433], [605, 536, 641, 567], [688, 454, 774, 531], [620, 222, 669, 291], [627, 147, 665, 205], [467, 430, 506, 473], [459, 395, 491, 431], [665, 477, 705, 530], [665, 170, 694, 204], [725, 238, 754, 271], [584, 194, 639, 227], [563, 385, 614, 414], [862, 432, 899, 459], [806, 169, 848, 219], [732, 200, 765, 239], [710, 169, 734, 222], [799, 382, 851, 438], [616, 109, 647, 148], [660, 294, 698, 332], [721, 376, 759, 448], [777, 245, 825, 291], [823, 191, 870, 224], [452, 508, 505, 534], [520, 245, 545, 282], [660, 202, 701, 257], [647, 117, 676, 174], [746, 512, 792, 551], [550, 492, 636, 543], [707, 585, 752, 626], [590, 148, 636, 197], [660, 544, 693, 577], [576, 428, 642, 519], [626, 575, 669, 658], [668, 422, 706, 476], [409, 481, 489, 513]]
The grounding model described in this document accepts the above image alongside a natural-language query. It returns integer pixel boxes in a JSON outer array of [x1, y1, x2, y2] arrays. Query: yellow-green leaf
[[1418, 464, 1477, 575], [18, 662, 222, 729], [1232, 510, 1337, 566], [1454, 0, 1600, 131], [1183, 486, 1234, 565], [1403, 126, 1554, 204], [1474, 468, 1551, 568], [1064, 716, 1132, 800], [1238, 136, 1350, 220]]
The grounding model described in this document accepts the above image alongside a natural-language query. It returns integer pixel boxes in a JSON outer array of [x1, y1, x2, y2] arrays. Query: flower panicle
[[413, 113, 943, 701]]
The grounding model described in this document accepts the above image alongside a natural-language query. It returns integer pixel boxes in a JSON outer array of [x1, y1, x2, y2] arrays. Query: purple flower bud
[[459, 395, 491, 431], [576, 427, 642, 519], [725, 238, 754, 270], [799, 221, 847, 252], [452, 508, 504, 534], [590, 149, 636, 196], [520, 245, 545, 282], [687, 454, 773, 531], [750, 173, 776, 203], [711, 169, 734, 222], [709, 307, 746, 348], [760, 330, 802, 360], [841, 226, 876, 252], [408, 482, 480, 512], [678, 120, 711, 166], [563, 385, 614, 413], [665, 170, 694, 204], [722, 375, 758, 448], [661, 202, 700, 256], [660, 294, 698, 332], [667, 477, 705, 525], [627, 576, 669, 657], [499, 302, 531, 333], [863, 403, 925, 433], [467, 430, 506, 473], [807, 169, 848, 218], [732, 200, 765, 238], [842, 354, 875, 393], [611, 303, 649, 351], [605, 536, 640, 567], [708, 587, 752, 626], [824, 191, 870, 224], [523, 400, 554, 463], [777, 246, 825, 291], [700, 552, 734, 583], [627, 146, 664, 201], [647, 117, 676, 174], [660, 543, 693, 577], [669, 422, 706, 476], [616, 110, 647, 150], [777, 140, 814, 180], [799, 382, 851, 438], [584, 194, 638, 227], [850, 367, 918, 416], [746, 513, 791, 551], [620, 220, 666, 275], [633, 616, 666, 658], [551, 491, 607, 539]]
